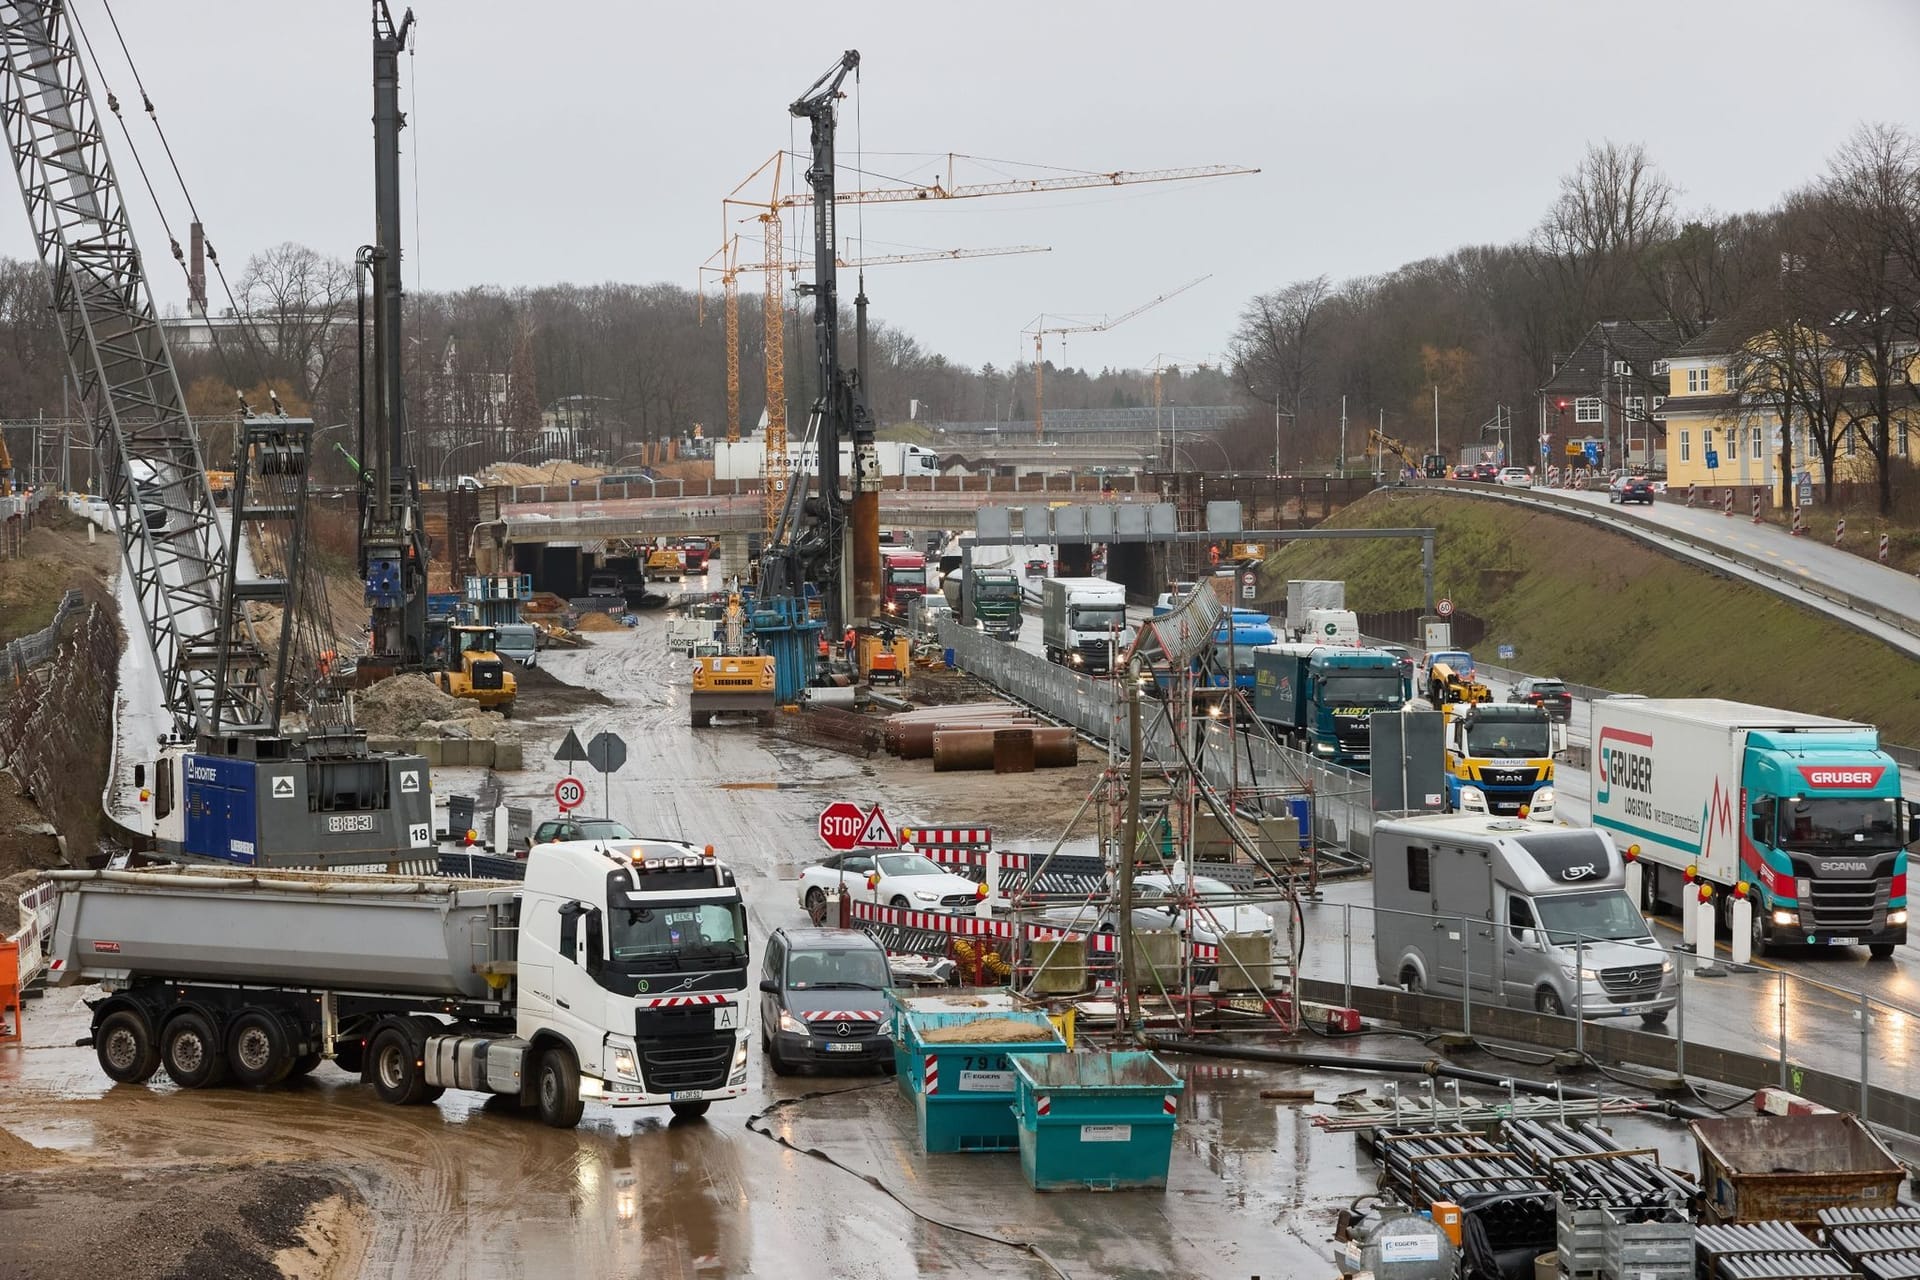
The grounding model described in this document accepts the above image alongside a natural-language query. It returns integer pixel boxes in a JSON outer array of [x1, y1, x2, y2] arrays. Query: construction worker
[[843, 625, 857, 666]]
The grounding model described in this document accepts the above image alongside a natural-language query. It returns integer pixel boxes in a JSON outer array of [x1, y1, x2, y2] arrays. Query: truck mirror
[[583, 908, 604, 974], [1520, 928, 1543, 949], [1908, 801, 1920, 844], [758, 978, 778, 994]]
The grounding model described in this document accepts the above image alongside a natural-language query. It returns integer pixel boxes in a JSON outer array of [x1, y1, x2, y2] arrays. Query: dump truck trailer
[[45, 845, 752, 1127]]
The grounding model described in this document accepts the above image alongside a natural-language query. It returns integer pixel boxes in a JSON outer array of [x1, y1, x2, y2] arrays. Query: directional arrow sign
[[585, 731, 628, 775], [554, 729, 589, 764], [855, 803, 897, 849]]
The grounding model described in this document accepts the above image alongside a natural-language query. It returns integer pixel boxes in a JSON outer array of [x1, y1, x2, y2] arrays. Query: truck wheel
[[1398, 965, 1423, 994], [369, 1026, 432, 1106], [161, 1010, 229, 1089], [95, 1007, 160, 1084], [535, 1046, 585, 1129], [1749, 909, 1771, 959], [1640, 1010, 1670, 1027], [1535, 988, 1567, 1017], [1871, 943, 1897, 960], [226, 1009, 295, 1087], [669, 1100, 711, 1120]]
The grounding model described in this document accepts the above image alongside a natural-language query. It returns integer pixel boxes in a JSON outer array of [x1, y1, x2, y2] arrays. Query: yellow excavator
[[690, 585, 776, 727], [1369, 428, 1448, 479]]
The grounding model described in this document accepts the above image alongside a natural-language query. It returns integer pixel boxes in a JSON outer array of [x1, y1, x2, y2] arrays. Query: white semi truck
[[712, 439, 938, 482], [1041, 577, 1132, 674], [46, 840, 751, 1127]]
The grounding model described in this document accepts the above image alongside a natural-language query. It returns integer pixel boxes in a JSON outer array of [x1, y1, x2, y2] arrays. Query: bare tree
[[1533, 141, 1677, 340], [1228, 275, 1330, 451], [237, 243, 354, 407]]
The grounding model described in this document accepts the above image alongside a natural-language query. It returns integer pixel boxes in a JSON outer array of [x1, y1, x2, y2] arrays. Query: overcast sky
[[31, 1, 1920, 377]]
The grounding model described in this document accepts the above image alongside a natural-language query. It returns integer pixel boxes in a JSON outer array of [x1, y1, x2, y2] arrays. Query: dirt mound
[[573, 611, 624, 632], [476, 461, 604, 487], [417, 715, 519, 743], [918, 1017, 1056, 1045], [353, 674, 471, 736]]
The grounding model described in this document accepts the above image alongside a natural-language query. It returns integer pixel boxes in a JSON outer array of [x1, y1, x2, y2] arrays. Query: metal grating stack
[[1820, 1206, 1920, 1280], [1372, 1129, 1551, 1206], [1503, 1120, 1695, 1280], [1698, 1221, 1858, 1279]]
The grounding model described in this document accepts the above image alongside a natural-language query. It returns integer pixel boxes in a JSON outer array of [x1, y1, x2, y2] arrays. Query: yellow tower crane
[[721, 154, 1258, 530]]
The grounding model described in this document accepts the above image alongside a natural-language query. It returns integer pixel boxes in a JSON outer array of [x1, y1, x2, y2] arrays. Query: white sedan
[[1496, 467, 1534, 488], [797, 850, 984, 916], [1040, 873, 1275, 949]]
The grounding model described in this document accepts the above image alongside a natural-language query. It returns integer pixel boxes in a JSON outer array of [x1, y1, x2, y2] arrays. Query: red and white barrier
[[1754, 1088, 1835, 1117], [1722, 489, 1734, 517], [1791, 507, 1805, 536], [1880, 534, 1890, 564], [1751, 492, 1762, 524], [1835, 517, 1847, 545]]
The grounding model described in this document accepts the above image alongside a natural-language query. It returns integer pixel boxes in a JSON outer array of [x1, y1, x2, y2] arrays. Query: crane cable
[[79, 1, 344, 720]]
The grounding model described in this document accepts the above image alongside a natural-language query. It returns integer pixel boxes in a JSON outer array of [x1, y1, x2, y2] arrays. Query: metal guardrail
[[934, 617, 1379, 863], [1423, 481, 1920, 651], [4, 588, 86, 685]]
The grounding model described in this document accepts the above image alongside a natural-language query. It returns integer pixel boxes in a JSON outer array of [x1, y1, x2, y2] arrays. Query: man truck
[[1253, 644, 1408, 769], [1041, 577, 1131, 674], [1589, 698, 1911, 959], [1443, 702, 1556, 820], [45, 840, 752, 1128], [1373, 813, 1675, 1024], [881, 549, 928, 617]]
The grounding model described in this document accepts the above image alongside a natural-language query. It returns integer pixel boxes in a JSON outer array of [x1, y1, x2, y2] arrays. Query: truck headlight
[[1313, 742, 1336, 756], [1457, 786, 1487, 813], [1660, 959, 1674, 974], [777, 1009, 807, 1035], [1563, 964, 1601, 982], [730, 1038, 750, 1084], [1070, 653, 1083, 666], [1890, 909, 1908, 927], [612, 1048, 638, 1081], [1530, 788, 1556, 815], [1773, 909, 1799, 927]]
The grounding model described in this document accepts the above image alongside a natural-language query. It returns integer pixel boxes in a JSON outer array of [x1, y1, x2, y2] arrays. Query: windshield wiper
[[807, 981, 881, 990]]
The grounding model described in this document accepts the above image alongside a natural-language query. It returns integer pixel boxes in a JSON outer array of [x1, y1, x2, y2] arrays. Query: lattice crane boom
[[1027, 274, 1209, 440], [0, 1, 281, 737]]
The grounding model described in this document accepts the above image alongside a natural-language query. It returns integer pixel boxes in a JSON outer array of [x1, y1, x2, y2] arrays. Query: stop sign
[[818, 801, 866, 852]]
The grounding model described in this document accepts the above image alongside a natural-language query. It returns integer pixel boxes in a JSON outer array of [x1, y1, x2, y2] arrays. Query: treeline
[[1223, 126, 1920, 505]]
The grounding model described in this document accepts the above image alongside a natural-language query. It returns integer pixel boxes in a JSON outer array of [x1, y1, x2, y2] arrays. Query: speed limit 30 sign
[[554, 777, 587, 811]]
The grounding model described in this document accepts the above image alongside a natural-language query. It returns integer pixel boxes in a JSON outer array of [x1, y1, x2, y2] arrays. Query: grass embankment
[[1258, 490, 1920, 744], [0, 506, 118, 645]]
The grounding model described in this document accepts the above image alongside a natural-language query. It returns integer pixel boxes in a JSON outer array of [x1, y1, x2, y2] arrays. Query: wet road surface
[[3, 614, 1380, 1279]]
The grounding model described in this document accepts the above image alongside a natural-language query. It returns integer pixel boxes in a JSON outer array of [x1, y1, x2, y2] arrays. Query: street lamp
[[436, 439, 486, 487], [1272, 403, 1296, 477]]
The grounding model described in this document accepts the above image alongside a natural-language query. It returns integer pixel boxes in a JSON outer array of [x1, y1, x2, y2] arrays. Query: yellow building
[[1659, 322, 1917, 493]]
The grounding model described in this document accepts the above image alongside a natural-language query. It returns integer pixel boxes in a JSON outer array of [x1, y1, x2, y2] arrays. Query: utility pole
[[1432, 384, 1439, 456], [1272, 400, 1281, 477], [1120, 662, 1142, 1035], [1338, 395, 1347, 475]]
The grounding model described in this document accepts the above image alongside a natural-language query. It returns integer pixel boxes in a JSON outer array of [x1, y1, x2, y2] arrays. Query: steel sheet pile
[[1820, 1206, 1920, 1280]]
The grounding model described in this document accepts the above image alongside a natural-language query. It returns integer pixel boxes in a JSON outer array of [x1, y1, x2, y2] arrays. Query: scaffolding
[[999, 585, 1319, 1037]]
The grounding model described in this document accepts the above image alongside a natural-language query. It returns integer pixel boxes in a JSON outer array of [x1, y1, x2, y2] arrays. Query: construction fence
[[935, 617, 1379, 872], [3, 588, 88, 687]]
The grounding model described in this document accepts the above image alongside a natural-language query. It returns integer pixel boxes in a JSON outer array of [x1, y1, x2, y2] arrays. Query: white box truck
[[1041, 577, 1131, 673], [1588, 697, 1911, 958], [44, 840, 752, 1127]]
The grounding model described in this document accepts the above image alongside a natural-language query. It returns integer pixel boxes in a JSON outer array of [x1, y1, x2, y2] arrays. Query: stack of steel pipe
[[1505, 1118, 1696, 1207], [1372, 1128, 1551, 1207], [1696, 1222, 1852, 1279], [1820, 1208, 1920, 1280], [882, 702, 1078, 771]]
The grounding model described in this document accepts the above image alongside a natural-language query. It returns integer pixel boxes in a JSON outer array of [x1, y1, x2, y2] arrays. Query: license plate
[[823, 1042, 863, 1053], [712, 1004, 742, 1030], [670, 1089, 705, 1102], [1829, 936, 1859, 946]]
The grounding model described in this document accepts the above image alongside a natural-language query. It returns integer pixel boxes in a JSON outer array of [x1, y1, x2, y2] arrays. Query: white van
[[1372, 813, 1675, 1026]]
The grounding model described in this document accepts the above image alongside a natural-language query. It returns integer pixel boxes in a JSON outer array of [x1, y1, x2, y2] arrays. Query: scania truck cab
[[1590, 697, 1911, 959]]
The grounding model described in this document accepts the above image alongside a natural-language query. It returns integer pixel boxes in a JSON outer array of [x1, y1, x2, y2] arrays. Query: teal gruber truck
[[1589, 697, 1913, 959], [1252, 643, 1406, 770]]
